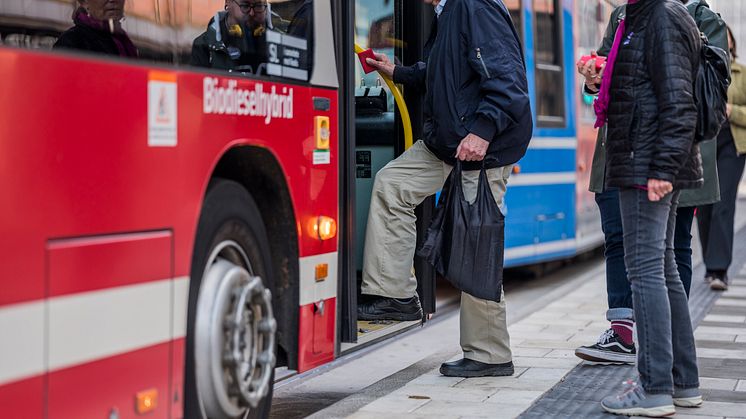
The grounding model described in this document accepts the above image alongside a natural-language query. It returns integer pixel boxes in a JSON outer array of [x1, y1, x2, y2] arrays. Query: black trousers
[[697, 122, 746, 273]]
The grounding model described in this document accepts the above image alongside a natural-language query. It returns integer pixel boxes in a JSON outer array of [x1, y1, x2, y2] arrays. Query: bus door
[[337, 0, 437, 347]]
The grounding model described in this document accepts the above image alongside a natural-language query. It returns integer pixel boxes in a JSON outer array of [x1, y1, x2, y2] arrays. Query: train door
[[335, 0, 437, 348]]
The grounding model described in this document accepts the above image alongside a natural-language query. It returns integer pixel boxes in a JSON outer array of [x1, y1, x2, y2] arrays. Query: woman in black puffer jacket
[[596, 0, 704, 416]]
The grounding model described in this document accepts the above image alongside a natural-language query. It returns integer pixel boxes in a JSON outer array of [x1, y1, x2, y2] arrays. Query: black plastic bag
[[417, 161, 505, 302]]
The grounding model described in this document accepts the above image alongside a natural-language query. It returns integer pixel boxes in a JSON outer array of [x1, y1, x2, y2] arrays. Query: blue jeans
[[674, 206, 695, 295], [595, 189, 633, 321], [596, 191, 697, 323], [619, 188, 699, 394]]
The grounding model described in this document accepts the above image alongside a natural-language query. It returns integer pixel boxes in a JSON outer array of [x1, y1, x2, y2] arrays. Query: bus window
[[0, 0, 178, 63], [533, 0, 565, 127], [183, 0, 314, 81]]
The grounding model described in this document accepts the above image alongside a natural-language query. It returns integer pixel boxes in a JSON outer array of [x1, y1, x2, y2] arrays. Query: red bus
[[0, 0, 611, 418], [0, 0, 444, 418]]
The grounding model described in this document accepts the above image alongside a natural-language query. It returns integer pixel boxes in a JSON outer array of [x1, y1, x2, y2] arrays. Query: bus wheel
[[186, 179, 276, 419]]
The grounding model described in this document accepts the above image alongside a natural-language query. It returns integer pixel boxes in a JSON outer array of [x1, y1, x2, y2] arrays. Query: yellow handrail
[[354, 43, 414, 150]]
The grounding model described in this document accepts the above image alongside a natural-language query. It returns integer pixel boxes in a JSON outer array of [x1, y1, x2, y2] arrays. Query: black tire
[[185, 179, 274, 419]]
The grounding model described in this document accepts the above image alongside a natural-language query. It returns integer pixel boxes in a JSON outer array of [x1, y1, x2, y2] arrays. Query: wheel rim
[[195, 240, 276, 419]]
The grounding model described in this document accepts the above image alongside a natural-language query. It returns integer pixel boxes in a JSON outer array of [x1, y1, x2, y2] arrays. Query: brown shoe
[[710, 276, 728, 291]]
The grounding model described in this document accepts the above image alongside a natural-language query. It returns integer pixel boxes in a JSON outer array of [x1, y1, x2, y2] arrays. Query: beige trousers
[[361, 140, 513, 363]]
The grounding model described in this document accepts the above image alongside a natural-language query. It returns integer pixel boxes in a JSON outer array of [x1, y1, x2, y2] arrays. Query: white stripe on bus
[[0, 277, 189, 386], [508, 172, 576, 187], [528, 138, 577, 149], [0, 301, 44, 385], [299, 252, 338, 306], [504, 239, 576, 261]]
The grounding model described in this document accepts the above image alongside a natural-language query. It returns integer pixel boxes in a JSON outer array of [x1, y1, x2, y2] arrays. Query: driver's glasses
[[234, 1, 268, 13]]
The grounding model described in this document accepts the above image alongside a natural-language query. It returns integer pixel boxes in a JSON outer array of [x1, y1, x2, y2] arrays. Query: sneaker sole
[[575, 347, 636, 364], [674, 396, 703, 407], [439, 365, 514, 378], [710, 279, 728, 291], [601, 404, 676, 417], [358, 310, 423, 322]]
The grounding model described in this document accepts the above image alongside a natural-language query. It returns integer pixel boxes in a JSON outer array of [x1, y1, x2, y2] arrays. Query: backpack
[[692, 2, 731, 142], [693, 33, 731, 142]]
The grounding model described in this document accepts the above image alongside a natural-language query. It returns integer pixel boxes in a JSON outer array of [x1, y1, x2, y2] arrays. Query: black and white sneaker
[[575, 329, 636, 364]]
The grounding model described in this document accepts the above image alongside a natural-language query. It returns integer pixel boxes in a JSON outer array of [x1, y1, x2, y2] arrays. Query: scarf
[[73, 7, 138, 58], [594, 0, 638, 128]]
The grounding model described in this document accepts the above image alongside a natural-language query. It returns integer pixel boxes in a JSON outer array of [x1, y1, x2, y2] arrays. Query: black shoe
[[710, 273, 729, 291], [575, 329, 636, 364], [357, 295, 423, 321], [439, 358, 514, 378]]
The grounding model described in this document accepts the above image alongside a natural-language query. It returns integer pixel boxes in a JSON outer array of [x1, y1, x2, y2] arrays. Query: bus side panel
[[0, 47, 340, 409], [0, 377, 44, 419], [47, 342, 171, 419]]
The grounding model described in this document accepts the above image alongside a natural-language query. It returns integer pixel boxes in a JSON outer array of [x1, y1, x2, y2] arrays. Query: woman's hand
[[726, 103, 732, 119], [576, 51, 605, 92], [647, 179, 673, 202]]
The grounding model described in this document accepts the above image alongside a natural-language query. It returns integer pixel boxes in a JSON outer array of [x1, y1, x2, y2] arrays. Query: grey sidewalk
[[323, 221, 746, 418]]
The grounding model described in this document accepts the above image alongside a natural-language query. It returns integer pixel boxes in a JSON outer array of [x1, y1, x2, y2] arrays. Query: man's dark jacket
[[606, 0, 703, 189], [393, 0, 532, 170]]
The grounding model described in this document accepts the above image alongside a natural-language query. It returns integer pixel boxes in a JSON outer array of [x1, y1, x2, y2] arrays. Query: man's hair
[[726, 24, 738, 59]]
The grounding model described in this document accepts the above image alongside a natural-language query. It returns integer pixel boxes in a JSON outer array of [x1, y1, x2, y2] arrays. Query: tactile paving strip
[[519, 225, 746, 418]]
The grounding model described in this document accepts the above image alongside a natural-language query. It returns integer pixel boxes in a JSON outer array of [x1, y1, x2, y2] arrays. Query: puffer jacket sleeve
[[465, 4, 530, 142], [645, 8, 699, 183]]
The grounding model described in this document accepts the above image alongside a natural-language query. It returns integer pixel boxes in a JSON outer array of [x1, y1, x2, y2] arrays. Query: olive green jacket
[[588, 0, 727, 207], [729, 62, 746, 155]]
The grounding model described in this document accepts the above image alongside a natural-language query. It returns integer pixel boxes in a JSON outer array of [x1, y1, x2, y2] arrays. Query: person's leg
[[696, 203, 713, 278], [602, 188, 676, 416], [459, 164, 512, 363], [442, 165, 513, 376], [706, 130, 746, 289], [575, 189, 635, 364], [674, 206, 695, 296], [620, 188, 675, 394], [665, 193, 701, 406], [359, 141, 449, 317], [596, 189, 634, 323]]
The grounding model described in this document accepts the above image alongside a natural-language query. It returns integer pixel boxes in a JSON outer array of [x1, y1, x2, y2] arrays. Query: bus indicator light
[[309, 216, 337, 241], [135, 388, 158, 414]]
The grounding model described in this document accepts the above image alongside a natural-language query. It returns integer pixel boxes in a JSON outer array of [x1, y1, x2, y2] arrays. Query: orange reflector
[[512, 164, 521, 174], [135, 389, 158, 414], [315, 116, 331, 150], [315, 263, 329, 282], [316, 216, 337, 241]]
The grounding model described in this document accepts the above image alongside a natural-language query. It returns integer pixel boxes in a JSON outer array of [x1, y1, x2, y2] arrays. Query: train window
[[0, 0, 178, 63], [533, 0, 565, 127], [183, 0, 314, 81]]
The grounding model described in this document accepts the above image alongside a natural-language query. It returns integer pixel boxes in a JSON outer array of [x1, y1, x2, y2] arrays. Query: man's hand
[[456, 133, 490, 161], [576, 51, 605, 92], [647, 179, 673, 202], [726, 103, 732, 119], [365, 52, 395, 78]]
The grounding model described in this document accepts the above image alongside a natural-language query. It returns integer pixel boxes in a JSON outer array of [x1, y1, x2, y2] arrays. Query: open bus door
[[336, 0, 437, 348]]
